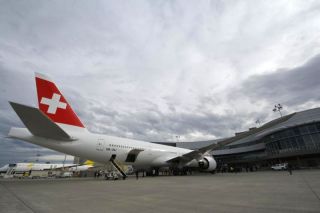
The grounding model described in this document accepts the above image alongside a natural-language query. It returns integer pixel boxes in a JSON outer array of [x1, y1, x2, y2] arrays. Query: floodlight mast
[[273, 103, 283, 117], [255, 119, 261, 127]]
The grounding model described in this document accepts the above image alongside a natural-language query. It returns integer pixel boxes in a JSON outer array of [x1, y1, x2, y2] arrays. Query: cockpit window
[[9, 164, 17, 167]]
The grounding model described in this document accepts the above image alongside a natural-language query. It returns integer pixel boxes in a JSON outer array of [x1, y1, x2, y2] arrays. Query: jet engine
[[198, 156, 217, 171]]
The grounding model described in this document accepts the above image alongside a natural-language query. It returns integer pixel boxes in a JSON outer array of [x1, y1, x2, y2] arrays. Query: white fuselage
[[9, 127, 199, 170], [0, 163, 76, 173]]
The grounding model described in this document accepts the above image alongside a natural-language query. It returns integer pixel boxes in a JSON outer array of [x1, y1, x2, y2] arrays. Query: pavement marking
[[0, 181, 37, 213], [300, 173, 320, 202]]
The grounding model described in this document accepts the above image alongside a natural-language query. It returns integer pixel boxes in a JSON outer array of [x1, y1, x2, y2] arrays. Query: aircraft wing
[[167, 141, 225, 164], [167, 150, 203, 164], [9, 102, 75, 141]]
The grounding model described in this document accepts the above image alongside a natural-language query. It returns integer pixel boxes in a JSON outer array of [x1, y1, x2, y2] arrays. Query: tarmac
[[0, 170, 320, 213]]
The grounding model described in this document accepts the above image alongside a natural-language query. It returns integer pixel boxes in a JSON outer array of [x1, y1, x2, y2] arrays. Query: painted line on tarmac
[[0, 181, 37, 213], [300, 174, 320, 202]]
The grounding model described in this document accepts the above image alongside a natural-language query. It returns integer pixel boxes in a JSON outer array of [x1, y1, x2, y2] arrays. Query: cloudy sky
[[1, 0, 320, 166]]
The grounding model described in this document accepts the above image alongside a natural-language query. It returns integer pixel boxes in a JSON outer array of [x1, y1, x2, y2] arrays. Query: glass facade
[[265, 122, 320, 156]]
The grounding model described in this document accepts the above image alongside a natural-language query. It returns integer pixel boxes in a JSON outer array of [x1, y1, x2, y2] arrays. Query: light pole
[[36, 152, 41, 162], [175, 135, 180, 143], [255, 119, 261, 127], [63, 154, 67, 171], [273, 104, 283, 117]]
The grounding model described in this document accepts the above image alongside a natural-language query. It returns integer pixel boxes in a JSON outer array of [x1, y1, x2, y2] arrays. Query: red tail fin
[[35, 73, 85, 128]]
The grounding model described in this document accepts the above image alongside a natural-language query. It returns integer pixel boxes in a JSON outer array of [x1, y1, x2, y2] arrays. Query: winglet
[[83, 160, 94, 166]]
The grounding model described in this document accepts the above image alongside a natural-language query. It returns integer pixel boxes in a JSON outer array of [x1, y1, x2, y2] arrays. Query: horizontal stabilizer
[[9, 102, 74, 141]]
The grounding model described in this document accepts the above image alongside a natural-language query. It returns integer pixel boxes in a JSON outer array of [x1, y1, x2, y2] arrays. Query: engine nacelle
[[198, 156, 217, 172]]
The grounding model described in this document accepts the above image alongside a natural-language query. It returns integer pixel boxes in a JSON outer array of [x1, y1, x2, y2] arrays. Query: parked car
[[61, 171, 73, 178], [271, 163, 288, 170]]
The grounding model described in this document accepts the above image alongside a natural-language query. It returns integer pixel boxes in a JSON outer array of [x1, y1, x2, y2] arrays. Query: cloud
[[238, 54, 320, 106], [0, 1, 320, 163]]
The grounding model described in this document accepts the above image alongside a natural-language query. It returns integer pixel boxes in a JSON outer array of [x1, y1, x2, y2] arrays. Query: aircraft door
[[125, 149, 143, 163]]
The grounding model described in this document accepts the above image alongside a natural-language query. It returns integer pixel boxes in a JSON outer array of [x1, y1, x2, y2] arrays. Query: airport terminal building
[[161, 107, 320, 170]]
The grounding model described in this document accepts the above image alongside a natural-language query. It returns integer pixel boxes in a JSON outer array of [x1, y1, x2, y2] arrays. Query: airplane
[[7, 73, 217, 179], [0, 163, 75, 174], [0, 160, 94, 174]]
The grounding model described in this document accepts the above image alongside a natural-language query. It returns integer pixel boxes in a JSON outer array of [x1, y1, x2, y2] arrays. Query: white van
[[271, 163, 288, 170]]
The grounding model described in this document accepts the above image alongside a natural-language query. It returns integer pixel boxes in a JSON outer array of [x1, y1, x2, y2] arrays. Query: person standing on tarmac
[[135, 170, 139, 180], [287, 163, 293, 175]]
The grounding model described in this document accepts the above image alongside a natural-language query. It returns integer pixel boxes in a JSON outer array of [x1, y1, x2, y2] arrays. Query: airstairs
[[4, 168, 15, 178], [110, 155, 127, 180]]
